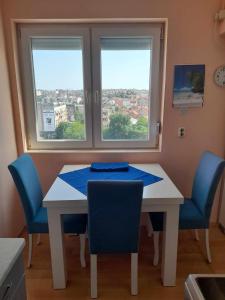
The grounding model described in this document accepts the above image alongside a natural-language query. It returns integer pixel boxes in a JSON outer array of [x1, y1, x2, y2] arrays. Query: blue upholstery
[[150, 198, 209, 231], [29, 207, 87, 234], [8, 154, 43, 225], [88, 180, 143, 254], [192, 151, 225, 219], [149, 151, 225, 232], [8, 154, 87, 234]]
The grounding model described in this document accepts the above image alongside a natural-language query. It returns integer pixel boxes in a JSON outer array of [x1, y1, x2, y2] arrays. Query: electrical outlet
[[178, 127, 185, 138]]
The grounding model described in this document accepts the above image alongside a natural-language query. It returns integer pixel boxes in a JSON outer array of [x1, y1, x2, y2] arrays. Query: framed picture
[[173, 64, 205, 108]]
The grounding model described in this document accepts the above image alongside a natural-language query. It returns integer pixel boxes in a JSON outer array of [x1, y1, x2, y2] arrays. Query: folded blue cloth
[[58, 165, 163, 196], [90, 162, 129, 172]]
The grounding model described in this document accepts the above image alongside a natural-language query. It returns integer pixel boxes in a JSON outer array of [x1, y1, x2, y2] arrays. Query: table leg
[[47, 209, 67, 289], [161, 205, 180, 286]]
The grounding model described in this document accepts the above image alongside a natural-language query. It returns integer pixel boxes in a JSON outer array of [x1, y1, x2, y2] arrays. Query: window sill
[[25, 147, 161, 154]]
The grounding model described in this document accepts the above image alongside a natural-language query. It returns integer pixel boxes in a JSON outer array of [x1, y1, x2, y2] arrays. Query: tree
[[103, 113, 148, 140], [130, 117, 148, 139], [74, 109, 84, 123], [63, 121, 85, 140], [55, 122, 70, 139], [136, 116, 148, 129], [55, 121, 85, 140], [103, 113, 132, 139]]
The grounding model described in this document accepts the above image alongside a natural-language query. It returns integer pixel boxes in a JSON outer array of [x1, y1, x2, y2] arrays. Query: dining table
[[43, 163, 183, 289]]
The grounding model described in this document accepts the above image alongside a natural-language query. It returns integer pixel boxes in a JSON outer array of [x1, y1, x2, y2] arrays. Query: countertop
[[0, 238, 25, 286]]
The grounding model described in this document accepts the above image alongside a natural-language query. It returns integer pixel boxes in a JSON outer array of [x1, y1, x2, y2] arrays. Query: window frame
[[91, 24, 161, 148], [19, 24, 93, 150], [18, 22, 164, 150]]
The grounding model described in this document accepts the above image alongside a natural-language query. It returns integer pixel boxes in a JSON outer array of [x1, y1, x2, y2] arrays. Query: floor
[[22, 225, 225, 300]]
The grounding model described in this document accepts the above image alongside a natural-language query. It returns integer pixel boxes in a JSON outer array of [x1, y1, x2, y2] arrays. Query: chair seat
[[29, 207, 87, 234], [149, 198, 209, 232]]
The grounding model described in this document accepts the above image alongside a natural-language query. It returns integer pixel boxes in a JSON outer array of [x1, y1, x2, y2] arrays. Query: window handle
[[152, 121, 161, 136], [84, 90, 90, 105], [156, 121, 161, 135], [94, 90, 100, 104]]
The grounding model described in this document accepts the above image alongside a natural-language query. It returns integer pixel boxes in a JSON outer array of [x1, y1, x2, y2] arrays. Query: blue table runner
[[90, 162, 129, 172], [58, 165, 163, 196]]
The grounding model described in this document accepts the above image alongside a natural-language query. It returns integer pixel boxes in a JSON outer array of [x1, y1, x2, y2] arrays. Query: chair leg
[[79, 234, 86, 268], [205, 229, 212, 263], [194, 229, 199, 241], [131, 253, 138, 295], [90, 254, 97, 298], [36, 233, 41, 245], [27, 234, 33, 268], [153, 232, 160, 266], [146, 216, 153, 237]]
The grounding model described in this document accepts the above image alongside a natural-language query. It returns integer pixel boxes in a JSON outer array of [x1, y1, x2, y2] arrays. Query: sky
[[32, 49, 151, 90]]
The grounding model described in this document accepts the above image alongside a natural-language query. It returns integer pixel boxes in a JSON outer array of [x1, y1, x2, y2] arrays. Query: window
[[32, 38, 86, 141], [100, 38, 151, 141], [18, 23, 163, 150]]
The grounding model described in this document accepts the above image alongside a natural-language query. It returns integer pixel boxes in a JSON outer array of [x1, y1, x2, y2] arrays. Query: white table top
[[43, 164, 183, 208]]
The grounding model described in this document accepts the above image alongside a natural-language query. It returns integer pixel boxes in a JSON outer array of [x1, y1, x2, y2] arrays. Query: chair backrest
[[192, 151, 225, 219], [8, 154, 43, 226], [88, 180, 143, 254]]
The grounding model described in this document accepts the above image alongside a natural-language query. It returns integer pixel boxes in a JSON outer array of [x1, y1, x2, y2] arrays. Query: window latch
[[84, 90, 90, 105], [155, 122, 161, 135], [94, 90, 100, 105]]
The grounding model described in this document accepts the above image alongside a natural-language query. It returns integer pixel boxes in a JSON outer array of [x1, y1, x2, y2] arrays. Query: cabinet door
[[0, 255, 26, 300], [12, 276, 27, 300]]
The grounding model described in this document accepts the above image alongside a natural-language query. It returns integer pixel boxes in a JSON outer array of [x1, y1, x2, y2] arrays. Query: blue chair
[[8, 154, 87, 268], [149, 151, 225, 266], [87, 180, 143, 298]]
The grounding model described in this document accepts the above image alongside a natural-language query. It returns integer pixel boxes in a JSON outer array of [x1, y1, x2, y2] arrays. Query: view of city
[[32, 40, 151, 141], [35, 88, 149, 141]]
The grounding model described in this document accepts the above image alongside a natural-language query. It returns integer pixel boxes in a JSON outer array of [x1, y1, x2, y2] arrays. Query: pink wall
[[1, 0, 225, 226], [219, 19, 225, 35], [0, 5, 24, 237]]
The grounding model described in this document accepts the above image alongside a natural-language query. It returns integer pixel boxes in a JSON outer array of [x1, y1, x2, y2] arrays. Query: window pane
[[100, 37, 151, 141], [32, 38, 86, 141]]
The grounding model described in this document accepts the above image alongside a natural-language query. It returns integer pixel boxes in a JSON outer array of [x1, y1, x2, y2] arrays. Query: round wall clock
[[214, 65, 225, 87]]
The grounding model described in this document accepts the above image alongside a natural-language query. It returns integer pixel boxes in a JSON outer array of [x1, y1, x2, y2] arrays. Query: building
[[37, 103, 68, 136]]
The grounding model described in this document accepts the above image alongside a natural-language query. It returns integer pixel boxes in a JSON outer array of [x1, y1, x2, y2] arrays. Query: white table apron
[[43, 164, 183, 289]]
